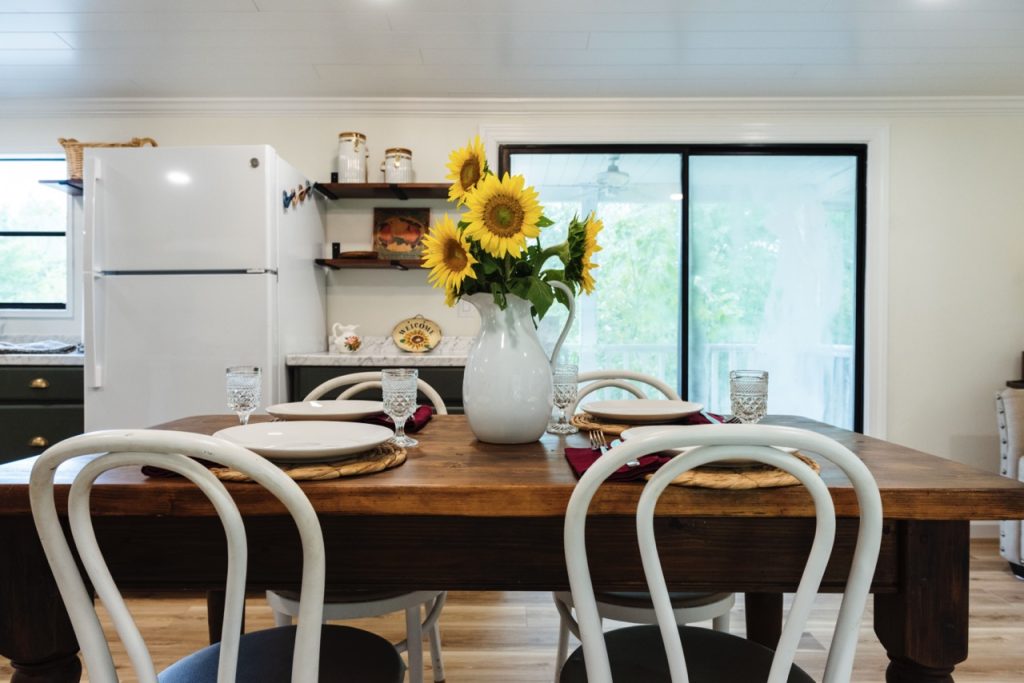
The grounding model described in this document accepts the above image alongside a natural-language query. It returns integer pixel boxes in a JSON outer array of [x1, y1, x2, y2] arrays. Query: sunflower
[[565, 212, 603, 294], [421, 214, 478, 293], [444, 284, 458, 308], [445, 136, 487, 205], [462, 173, 543, 258]]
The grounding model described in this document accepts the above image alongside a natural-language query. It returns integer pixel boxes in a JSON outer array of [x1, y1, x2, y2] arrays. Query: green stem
[[533, 242, 569, 275]]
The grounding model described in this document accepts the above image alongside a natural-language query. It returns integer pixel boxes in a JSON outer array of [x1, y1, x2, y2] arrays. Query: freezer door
[[84, 272, 279, 432], [84, 145, 276, 272]]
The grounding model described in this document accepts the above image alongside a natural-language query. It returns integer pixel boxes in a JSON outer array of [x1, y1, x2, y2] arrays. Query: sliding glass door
[[502, 145, 864, 430]]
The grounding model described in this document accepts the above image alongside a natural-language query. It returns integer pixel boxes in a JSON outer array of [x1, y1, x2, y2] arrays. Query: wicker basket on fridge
[[58, 137, 158, 180]]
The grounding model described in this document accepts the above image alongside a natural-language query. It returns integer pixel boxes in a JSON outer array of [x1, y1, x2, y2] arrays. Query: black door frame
[[499, 143, 867, 432]]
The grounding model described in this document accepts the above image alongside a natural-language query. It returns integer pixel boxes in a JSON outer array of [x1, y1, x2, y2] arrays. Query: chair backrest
[[30, 429, 327, 683], [303, 370, 448, 415], [571, 369, 681, 415], [997, 388, 1024, 480], [564, 424, 882, 683]]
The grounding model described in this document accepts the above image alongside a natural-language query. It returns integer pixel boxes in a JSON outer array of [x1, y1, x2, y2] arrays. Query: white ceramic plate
[[620, 425, 797, 468], [584, 399, 704, 423], [265, 399, 384, 421], [213, 421, 394, 462]]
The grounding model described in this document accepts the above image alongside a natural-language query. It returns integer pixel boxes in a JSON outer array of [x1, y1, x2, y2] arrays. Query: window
[[0, 157, 69, 311], [502, 144, 865, 430]]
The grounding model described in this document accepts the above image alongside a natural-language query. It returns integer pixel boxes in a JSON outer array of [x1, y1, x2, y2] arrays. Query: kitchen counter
[[287, 336, 472, 367], [0, 353, 84, 366], [0, 335, 84, 366]]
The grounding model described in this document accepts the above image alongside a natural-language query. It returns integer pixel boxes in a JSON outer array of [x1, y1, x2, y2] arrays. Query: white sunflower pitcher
[[462, 281, 574, 444]]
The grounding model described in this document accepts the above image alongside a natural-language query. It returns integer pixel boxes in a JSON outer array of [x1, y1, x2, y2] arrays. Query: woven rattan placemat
[[210, 442, 406, 482], [655, 451, 821, 489]]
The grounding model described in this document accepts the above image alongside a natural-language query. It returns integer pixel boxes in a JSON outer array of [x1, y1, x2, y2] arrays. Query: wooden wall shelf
[[314, 182, 449, 201], [39, 179, 83, 196], [316, 257, 424, 271]]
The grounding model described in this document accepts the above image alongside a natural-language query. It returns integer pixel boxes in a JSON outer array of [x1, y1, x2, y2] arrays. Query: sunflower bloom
[[579, 212, 603, 294], [564, 212, 603, 294], [462, 173, 543, 258], [444, 285, 458, 308], [445, 136, 487, 205], [421, 214, 478, 293]]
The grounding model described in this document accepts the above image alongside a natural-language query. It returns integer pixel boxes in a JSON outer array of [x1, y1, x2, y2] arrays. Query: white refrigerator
[[83, 145, 326, 431]]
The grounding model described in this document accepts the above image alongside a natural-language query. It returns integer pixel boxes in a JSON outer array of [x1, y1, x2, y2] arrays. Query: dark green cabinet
[[288, 365, 465, 413], [0, 366, 83, 464]]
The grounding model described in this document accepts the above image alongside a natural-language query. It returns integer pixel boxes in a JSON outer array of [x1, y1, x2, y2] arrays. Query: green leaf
[[509, 276, 530, 300], [526, 276, 555, 320], [489, 282, 507, 309], [537, 215, 555, 228]]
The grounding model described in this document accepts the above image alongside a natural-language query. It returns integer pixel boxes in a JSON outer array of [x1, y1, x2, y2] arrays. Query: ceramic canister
[[337, 132, 368, 183], [382, 147, 413, 183]]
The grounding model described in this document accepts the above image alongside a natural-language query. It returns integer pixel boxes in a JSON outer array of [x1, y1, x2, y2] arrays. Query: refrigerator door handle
[[86, 157, 102, 274], [85, 272, 104, 389]]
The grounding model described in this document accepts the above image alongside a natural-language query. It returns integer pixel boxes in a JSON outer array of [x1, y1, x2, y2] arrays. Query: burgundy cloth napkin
[[564, 411, 724, 482], [564, 448, 672, 482], [360, 405, 435, 433], [142, 406, 435, 478]]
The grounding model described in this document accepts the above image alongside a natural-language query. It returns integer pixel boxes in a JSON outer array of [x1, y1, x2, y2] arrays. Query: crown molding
[[3, 96, 1024, 118]]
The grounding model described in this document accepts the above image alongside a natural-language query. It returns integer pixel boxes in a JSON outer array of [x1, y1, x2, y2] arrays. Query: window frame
[[500, 143, 867, 432], [0, 155, 72, 316]]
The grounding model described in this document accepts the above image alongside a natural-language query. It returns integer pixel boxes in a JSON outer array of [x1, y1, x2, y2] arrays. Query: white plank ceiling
[[1, 0, 1024, 99]]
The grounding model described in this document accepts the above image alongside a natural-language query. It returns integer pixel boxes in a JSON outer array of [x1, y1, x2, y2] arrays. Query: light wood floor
[[3, 539, 1021, 682]]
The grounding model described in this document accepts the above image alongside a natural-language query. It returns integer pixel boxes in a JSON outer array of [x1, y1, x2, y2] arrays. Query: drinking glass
[[729, 369, 768, 423], [547, 364, 579, 435], [382, 368, 419, 447], [226, 366, 261, 425]]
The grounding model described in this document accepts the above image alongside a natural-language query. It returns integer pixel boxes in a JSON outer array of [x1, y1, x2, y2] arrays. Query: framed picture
[[373, 207, 430, 260]]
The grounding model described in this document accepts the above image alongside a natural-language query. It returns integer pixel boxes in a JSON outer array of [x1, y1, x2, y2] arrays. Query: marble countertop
[[0, 335, 84, 366], [288, 336, 472, 367], [0, 352, 84, 366]]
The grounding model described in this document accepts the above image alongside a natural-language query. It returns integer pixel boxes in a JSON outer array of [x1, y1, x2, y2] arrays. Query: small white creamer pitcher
[[330, 323, 362, 353]]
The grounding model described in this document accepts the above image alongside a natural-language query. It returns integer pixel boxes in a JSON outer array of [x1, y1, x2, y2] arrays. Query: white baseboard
[[971, 520, 1001, 539]]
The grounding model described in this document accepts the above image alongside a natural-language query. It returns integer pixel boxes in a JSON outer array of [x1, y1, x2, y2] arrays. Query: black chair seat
[[159, 624, 405, 683], [559, 625, 815, 683], [595, 591, 732, 610]]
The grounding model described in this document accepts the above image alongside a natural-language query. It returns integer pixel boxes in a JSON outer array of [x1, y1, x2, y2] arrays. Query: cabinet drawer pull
[[29, 436, 50, 448], [30, 378, 50, 390]]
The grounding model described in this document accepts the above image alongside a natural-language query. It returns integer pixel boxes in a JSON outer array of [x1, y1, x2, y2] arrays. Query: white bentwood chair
[[553, 370, 735, 680], [265, 370, 448, 683], [559, 423, 883, 683], [996, 388, 1024, 580], [29, 429, 405, 683]]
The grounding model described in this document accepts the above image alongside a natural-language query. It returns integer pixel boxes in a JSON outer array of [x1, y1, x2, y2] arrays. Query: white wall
[[1, 98, 1022, 475]]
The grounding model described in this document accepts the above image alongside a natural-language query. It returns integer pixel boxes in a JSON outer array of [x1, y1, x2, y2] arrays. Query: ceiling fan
[[595, 154, 630, 190]]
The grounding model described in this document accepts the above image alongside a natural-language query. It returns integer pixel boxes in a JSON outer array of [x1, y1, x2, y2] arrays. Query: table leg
[[874, 520, 969, 683], [744, 592, 783, 649], [0, 519, 81, 683], [206, 589, 245, 645]]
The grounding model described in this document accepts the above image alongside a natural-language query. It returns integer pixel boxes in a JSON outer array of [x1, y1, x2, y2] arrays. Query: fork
[[590, 429, 639, 468]]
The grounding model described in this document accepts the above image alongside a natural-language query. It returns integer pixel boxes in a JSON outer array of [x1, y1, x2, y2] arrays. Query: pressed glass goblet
[[382, 368, 419, 447], [729, 369, 768, 423], [226, 366, 261, 425], [547, 364, 579, 435]]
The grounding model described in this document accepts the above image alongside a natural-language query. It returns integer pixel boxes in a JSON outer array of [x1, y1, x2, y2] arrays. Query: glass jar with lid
[[337, 132, 368, 183], [381, 147, 413, 183]]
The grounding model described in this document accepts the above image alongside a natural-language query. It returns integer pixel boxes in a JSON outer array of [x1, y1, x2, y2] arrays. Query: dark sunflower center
[[459, 159, 481, 190], [483, 195, 524, 237], [443, 238, 469, 271]]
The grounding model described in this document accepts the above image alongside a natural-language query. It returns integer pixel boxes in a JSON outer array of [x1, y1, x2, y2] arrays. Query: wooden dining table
[[2, 413, 1024, 683]]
